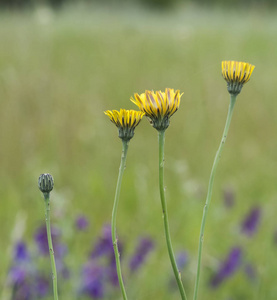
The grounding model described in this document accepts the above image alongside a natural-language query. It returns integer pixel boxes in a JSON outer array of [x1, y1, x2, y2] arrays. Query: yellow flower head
[[222, 61, 255, 95], [131, 88, 182, 131], [104, 109, 144, 141]]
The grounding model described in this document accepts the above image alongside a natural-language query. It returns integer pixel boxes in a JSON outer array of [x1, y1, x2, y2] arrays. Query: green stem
[[111, 140, 129, 300], [193, 94, 237, 300], [43, 192, 59, 300], [158, 130, 187, 300]]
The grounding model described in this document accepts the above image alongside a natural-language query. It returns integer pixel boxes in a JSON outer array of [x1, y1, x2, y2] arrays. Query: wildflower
[[105, 107, 143, 299], [8, 241, 51, 299], [194, 61, 255, 300], [131, 88, 182, 131], [9, 266, 27, 285], [176, 251, 189, 270], [169, 251, 188, 291], [131, 88, 187, 298], [34, 225, 62, 256], [222, 61, 255, 95], [34, 224, 69, 279], [90, 224, 117, 259], [107, 258, 120, 286], [9, 241, 30, 285], [80, 261, 105, 298], [210, 247, 242, 288], [104, 109, 144, 141], [129, 237, 154, 272], [34, 276, 50, 297], [75, 214, 89, 231], [90, 224, 123, 287], [241, 207, 261, 237], [14, 240, 30, 262]]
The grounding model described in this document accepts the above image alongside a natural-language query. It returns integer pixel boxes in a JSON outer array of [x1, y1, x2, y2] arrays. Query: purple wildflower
[[223, 187, 235, 208], [168, 250, 188, 291], [9, 266, 27, 285], [210, 247, 242, 288], [80, 261, 105, 298], [34, 223, 69, 284], [241, 207, 261, 237], [129, 237, 154, 272], [88, 224, 125, 288], [34, 276, 50, 297], [90, 224, 123, 259], [75, 215, 89, 231], [90, 225, 113, 259], [106, 258, 119, 286], [10, 271, 50, 299], [34, 225, 60, 256], [9, 241, 30, 285], [176, 251, 188, 270], [34, 224, 67, 258], [14, 241, 29, 262]]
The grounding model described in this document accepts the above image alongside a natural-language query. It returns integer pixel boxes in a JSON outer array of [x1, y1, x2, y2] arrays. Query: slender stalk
[[111, 140, 129, 300], [193, 94, 237, 300], [43, 192, 59, 300], [158, 130, 187, 300]]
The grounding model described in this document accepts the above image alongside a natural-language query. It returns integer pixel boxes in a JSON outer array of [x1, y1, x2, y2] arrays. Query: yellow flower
[[104, 109, 144, 141], [131, 88, 182, 131], [222, 61, 255, 95]]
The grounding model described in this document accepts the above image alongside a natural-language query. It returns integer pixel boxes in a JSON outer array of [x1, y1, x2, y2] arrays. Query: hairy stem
[[44, 192, 59, 300], [193, 94, 237, 300], [111, 140, 129, 300], [158, 130, 187, 300]]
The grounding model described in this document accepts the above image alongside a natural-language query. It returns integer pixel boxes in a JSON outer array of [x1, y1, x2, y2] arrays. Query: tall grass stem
[[158, 130, 187, 300], [111, 140, 129, 300], [44, 192, 59, 300], [193, 94, 237, 300]]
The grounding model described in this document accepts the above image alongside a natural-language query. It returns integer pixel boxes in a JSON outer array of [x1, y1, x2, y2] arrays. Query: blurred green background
[[1, 0, 277, 299]]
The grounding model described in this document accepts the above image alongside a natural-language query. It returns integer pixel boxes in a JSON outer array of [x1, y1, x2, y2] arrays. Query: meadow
[[1, 3, 277, 299]]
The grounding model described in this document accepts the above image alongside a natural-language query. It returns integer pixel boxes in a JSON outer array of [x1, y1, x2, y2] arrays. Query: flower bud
[[38, 173, 54, 193]]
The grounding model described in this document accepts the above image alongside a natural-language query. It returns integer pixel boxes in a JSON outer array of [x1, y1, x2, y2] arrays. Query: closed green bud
[[38, 173, 54, 193]]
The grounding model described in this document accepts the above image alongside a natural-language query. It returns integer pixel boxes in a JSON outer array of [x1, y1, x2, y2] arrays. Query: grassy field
[[1, 3, 277, 299]]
